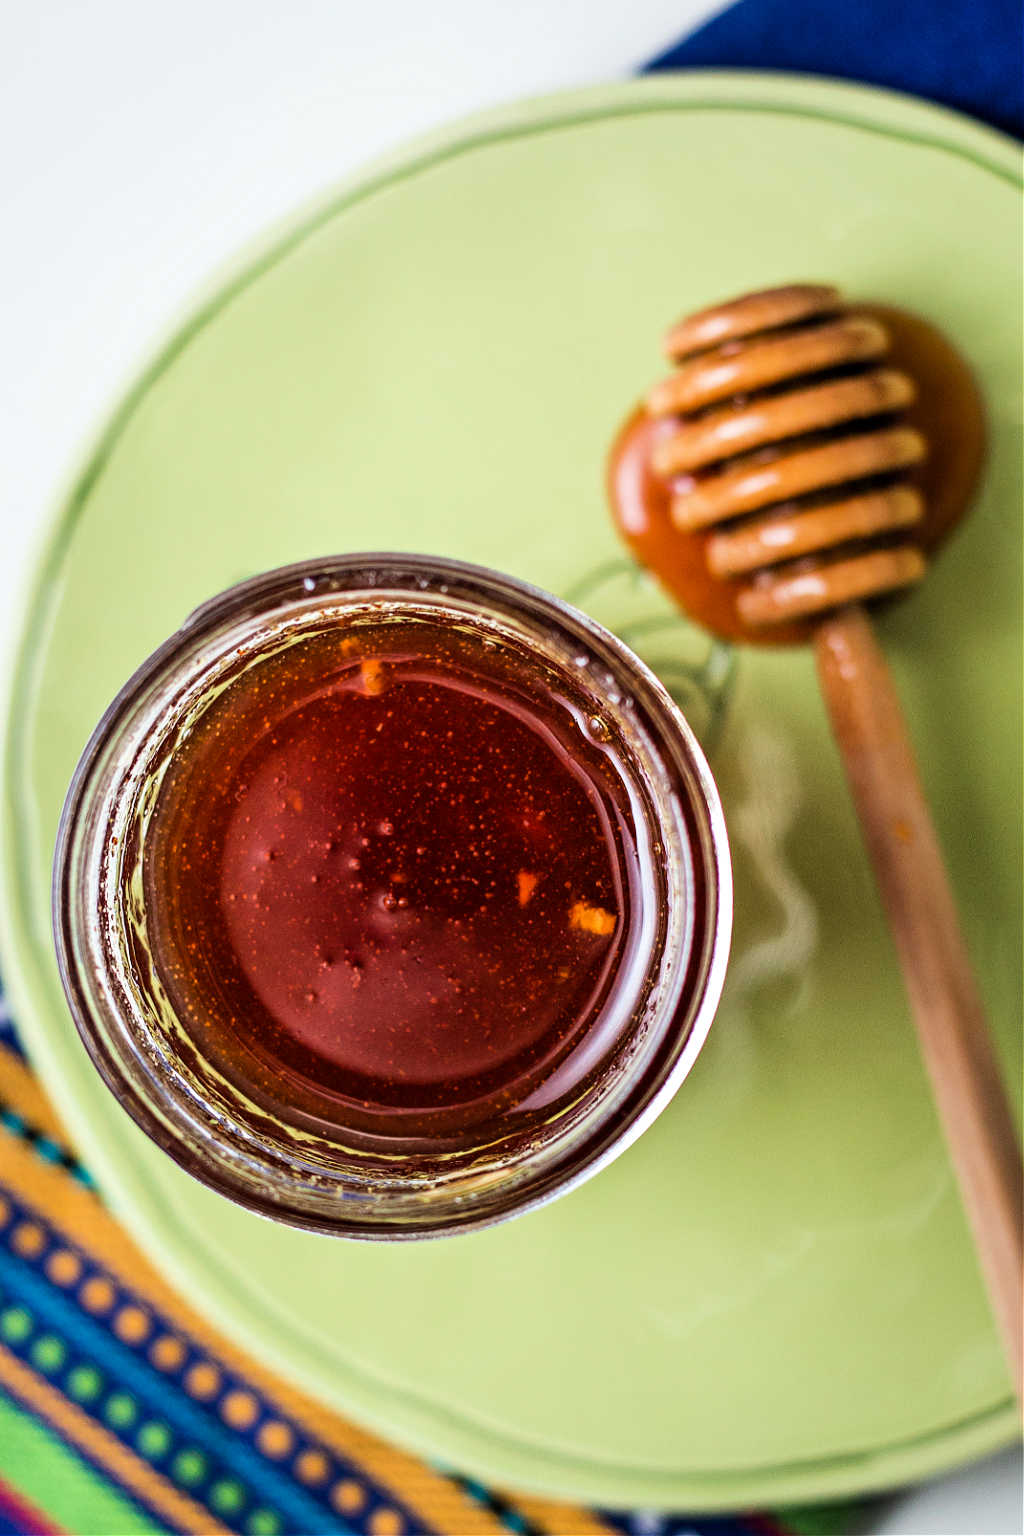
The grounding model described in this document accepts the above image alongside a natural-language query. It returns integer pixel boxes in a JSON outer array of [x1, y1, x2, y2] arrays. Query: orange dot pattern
[[150, 1334, 187, 1372], [79, 1276, 115, 1314], [114, 1305, 151, 1344], [184, 1362, 221, 1400], [0, 1159, 537, 1536], [331, 1480, 366, 1515], [12, 1221, 45, 1258], [295, 1449, 330, 1486], [46, 1249, 82, 1287], [257, 1421, 294, 1459], [221, 1389, 259, 1430]]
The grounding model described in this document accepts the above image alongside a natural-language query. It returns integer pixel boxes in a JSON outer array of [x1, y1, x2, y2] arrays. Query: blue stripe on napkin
[[646, 0, 1024, 140]]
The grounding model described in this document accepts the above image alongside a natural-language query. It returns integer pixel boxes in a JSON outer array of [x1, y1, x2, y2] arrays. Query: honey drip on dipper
[[608, 284, 986, 643]]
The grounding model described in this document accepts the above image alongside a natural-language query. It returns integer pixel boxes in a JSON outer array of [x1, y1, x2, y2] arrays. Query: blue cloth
[[646, 0, 1024, 141]]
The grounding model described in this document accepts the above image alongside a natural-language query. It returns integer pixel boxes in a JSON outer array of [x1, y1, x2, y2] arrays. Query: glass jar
[[53, 555, 730, 1238]]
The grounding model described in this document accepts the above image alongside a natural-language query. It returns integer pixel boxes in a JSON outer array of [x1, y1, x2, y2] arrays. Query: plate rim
[[1, 71, 1020, 1510]]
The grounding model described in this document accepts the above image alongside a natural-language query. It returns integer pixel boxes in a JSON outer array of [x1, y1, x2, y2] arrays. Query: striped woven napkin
[[0, 988, 862, 1535]]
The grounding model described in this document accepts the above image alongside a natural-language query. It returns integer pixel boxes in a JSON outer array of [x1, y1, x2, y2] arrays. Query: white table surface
[[1, 4, 1020, 1531]]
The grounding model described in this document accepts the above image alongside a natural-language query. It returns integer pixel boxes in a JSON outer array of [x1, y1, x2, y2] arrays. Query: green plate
[[2, 74, 1021, 1510]]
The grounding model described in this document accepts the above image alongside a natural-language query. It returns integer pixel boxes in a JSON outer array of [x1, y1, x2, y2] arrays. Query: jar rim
[[53, 553, 731, 1238]]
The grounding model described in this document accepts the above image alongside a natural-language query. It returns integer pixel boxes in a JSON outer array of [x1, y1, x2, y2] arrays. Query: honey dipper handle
[[815, 604, 1023, 1403]]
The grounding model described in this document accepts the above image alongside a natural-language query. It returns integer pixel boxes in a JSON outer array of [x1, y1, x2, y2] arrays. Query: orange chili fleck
[[360, 658, 388, 696], [517, 870, 538, 906], [569, 900, 616, 936]]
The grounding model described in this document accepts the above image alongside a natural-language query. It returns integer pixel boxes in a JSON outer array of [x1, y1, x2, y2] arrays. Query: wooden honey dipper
[[609, 284, 1023, 1402]]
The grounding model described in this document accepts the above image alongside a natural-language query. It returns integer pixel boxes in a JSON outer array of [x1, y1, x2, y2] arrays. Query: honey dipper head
[[608, 284, 986, 645]]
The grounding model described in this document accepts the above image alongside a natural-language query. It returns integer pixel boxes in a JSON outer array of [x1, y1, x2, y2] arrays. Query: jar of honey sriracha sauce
[[54, 556, 730, 1238]]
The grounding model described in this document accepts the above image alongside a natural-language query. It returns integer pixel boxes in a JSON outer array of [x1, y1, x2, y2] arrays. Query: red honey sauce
[[144, 616, 650, 1147]]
